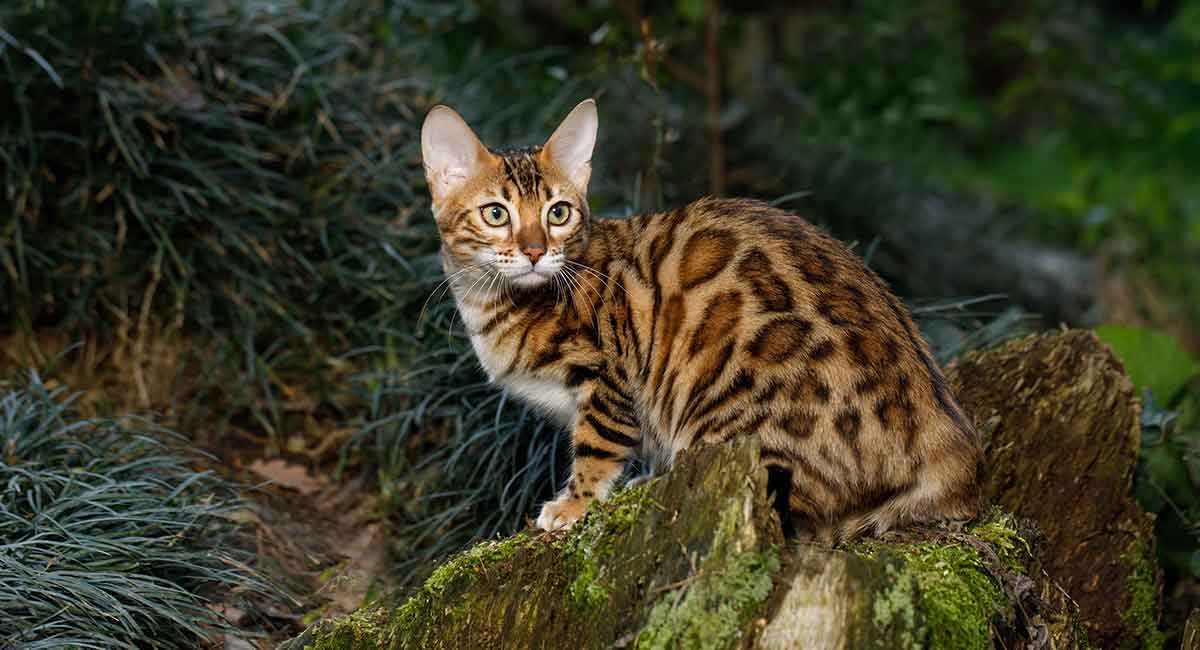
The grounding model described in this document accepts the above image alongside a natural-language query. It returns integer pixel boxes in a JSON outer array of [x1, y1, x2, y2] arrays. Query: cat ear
[[542, 99, 598, 191], [421, 105, 493, 205]]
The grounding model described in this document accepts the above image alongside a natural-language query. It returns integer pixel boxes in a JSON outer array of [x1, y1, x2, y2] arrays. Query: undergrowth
[[0, 376, 274, 648]]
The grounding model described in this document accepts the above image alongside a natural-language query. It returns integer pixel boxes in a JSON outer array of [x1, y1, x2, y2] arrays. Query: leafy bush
[[0, 377, 272, 648]]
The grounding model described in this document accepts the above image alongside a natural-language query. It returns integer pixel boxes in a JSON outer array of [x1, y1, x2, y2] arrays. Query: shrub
[[0, 377, 273, 648]]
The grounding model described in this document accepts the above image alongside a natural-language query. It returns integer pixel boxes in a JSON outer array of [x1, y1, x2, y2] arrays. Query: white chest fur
[[496, 374, 577, 425], [458, 295, 579, 426]]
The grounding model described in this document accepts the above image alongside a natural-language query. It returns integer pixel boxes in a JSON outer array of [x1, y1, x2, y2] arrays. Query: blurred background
[[2, 0, 1198, 646]]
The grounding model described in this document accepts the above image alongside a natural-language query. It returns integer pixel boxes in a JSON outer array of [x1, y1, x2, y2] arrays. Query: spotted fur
[[420, 100, 983, 542]]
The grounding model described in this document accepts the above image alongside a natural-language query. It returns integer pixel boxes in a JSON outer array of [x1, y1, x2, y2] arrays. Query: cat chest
[[468, 331, 578, 425]]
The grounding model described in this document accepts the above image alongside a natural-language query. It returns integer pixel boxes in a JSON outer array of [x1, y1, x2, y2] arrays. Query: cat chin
[[506, 270, 553, 289]]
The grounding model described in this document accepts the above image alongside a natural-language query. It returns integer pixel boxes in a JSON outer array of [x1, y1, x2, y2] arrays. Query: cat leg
[[536, 387, 641, 531]]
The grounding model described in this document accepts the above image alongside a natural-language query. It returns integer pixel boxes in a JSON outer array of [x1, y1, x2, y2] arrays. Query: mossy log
[[281, 442, 1083, 649], [947, 329, 1164, 649], [282, 330, 1157, 649]]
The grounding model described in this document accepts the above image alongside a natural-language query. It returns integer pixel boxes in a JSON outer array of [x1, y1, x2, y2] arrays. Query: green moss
[[561, 483, 657, 612], [634, 549, 779, 650], [1121, 539, 1165, 650], [568, 561, 610, 610], [871, 562, 923, 650], [903, 543, 1003, 650], [633, 493, 779, 650], [303, 608, 391, 650], [423, 535, 534, 596], [967, 508, 1031, 573], [852, 533, 1005, 650], [376, 534, 541, 648]]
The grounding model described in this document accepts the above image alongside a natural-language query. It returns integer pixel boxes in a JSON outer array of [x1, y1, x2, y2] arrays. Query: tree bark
[[947, 329, 1164, 649]]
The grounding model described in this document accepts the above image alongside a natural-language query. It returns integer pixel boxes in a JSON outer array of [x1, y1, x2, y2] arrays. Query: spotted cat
[[419, 99, 983, 542]]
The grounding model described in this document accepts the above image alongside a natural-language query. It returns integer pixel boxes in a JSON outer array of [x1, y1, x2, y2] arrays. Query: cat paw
[[536, 495, 589, 531]]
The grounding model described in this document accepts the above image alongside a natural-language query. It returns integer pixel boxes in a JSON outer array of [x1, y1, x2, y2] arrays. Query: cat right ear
[[542, 99, 598, 191], [421, 106, 493, 205]]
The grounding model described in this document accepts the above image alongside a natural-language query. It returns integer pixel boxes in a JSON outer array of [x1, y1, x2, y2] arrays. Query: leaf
[[1096, 324, 1200, 402], [1134, 445, 1196, 513], [248, 458, 328, 495]]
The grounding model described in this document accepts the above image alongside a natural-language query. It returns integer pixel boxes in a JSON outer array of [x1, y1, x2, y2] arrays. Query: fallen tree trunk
[[283, 330, 1160, 649]]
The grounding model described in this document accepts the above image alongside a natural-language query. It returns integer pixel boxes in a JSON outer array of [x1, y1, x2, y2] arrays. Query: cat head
[[420, 99, 598, 289]]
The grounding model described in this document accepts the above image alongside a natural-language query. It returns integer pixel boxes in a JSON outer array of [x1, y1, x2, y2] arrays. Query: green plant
[[1098, 326, 1200, 582], [1, 0, 435, 437], [0, 376, 275, 648]]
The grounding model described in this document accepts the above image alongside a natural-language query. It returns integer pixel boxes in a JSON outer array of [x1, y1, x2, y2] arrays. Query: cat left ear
[[542, 99, 598, 191], [421, 105, 494, 206]]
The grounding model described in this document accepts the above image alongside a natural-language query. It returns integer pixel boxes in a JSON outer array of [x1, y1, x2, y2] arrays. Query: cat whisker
[[551, 273, 565, 308], [560, 266, 601, 327], [565, 260, 624, 296], [563, 263, 618, 327], [417, 262, 486, 327], [567, 266, 605, 307], [451, 268, 496, 336], [483, 267, 504, 303], [503, 274, 517, 309], [556, 268, 580, 314]]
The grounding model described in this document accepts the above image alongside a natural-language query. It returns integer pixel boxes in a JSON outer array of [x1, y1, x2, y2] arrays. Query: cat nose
[[523, 247, 546, 264]]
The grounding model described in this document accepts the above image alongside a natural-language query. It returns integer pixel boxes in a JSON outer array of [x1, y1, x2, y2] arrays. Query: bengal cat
[[419, 99, 983, 543]]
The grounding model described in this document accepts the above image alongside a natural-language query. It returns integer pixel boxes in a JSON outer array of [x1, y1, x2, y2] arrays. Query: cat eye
[[480, 204, 510, 227], [547, 202, 572, 226]]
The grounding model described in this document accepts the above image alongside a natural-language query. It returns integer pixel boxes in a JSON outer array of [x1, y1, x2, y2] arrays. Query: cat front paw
[[536, 495, 589, 531]]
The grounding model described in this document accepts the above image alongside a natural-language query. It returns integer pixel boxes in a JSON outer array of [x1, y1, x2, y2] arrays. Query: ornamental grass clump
[[0, 378, 273, 648]]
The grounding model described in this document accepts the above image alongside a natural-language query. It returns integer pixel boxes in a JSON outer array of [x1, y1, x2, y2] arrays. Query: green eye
[[480, 204, 510, 227], [548, 202, 571, 226]]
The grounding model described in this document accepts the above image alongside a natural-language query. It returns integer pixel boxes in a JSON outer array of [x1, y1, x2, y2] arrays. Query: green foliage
[[930, 1, 1200, 328], [0, 377, 274, 648], [1100, 326, 1200, 586], [351, 333, 566, 585], [1097, 324, 1200, 402], [1136, 390, 1200, 578], [1, 0, 434, 436], [2, 0, 432, 329]]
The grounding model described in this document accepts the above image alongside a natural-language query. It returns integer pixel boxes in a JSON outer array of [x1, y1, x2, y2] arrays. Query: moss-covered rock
[[761, 510, 1085, 650], [282, 438, 782, 650]]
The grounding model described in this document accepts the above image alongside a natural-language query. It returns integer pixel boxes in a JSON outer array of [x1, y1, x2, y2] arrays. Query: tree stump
[[947, 329, 1163, 649], [283, 330, 1160, 649]]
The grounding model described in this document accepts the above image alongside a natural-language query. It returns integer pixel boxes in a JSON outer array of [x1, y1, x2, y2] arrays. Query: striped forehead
[[492, 146, 551, 201]]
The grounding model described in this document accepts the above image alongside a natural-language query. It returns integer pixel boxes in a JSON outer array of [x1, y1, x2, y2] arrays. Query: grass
[[1, 0, 436, 441], [0, 376, 275, 648]]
